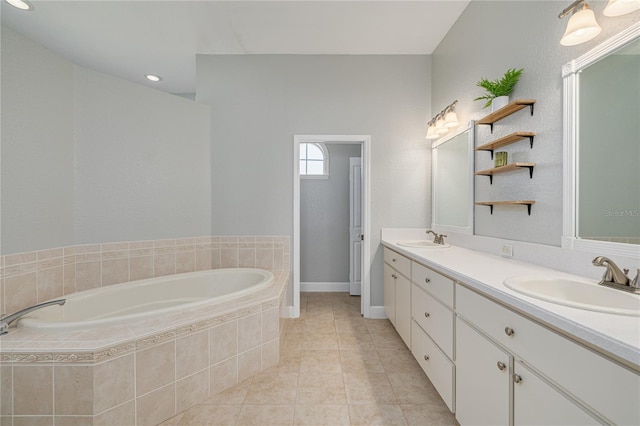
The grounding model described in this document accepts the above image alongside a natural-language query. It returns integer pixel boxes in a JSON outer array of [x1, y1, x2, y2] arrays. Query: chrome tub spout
[[0, 299, 65, 335]]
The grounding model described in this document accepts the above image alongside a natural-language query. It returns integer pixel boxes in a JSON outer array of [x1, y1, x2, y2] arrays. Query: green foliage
[[474, 68, 524, 108]]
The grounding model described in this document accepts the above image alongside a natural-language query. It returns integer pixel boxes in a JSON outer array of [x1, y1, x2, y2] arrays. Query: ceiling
[[1, 0, 470, 94]]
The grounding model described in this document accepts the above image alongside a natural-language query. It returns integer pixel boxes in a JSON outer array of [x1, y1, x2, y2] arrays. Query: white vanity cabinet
[[456, 283, 639, 425], [410, 262, 456, 412], [383, 248, 411, 346]]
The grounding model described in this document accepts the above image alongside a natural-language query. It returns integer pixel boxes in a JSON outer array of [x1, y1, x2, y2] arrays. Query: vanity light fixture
[[603, 0, 640, 16], [145, 74, 162, 82], [559, 0, 602, 46], [426, 100, 459, 140], [5, 0, 34, 11]]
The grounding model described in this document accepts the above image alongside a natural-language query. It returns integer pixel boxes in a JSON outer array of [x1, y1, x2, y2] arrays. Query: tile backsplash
[[0, 235, 290, 317]]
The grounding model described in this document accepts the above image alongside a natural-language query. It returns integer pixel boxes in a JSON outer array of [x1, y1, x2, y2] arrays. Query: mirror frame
[[562, 21, 640, 257], [431, 121, 475, 235]]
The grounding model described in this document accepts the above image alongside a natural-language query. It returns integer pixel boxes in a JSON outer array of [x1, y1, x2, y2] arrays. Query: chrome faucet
[[426, 229, 448, 245], [0, 299, 66, 335], [592, 256, 640, 294]]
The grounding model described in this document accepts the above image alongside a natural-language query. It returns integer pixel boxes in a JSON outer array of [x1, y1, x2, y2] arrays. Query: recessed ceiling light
[[145, 74, 162, 82], [5, 0, 34, 11]]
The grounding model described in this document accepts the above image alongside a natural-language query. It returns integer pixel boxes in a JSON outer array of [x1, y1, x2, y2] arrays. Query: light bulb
[[603, 0, 640, 16], [425, 126, 439, 140], [561, 4, 602, 46], [5, 0, 34, 10], [435, 118, 448, 135], [444, 111, 459, 128]]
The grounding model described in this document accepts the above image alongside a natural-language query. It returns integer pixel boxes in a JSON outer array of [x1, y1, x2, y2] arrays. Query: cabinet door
[[513, 362, 599, 426], [456, 318, 510, 426], [395, 273, 411, 347], [383, 263, 396, 326]]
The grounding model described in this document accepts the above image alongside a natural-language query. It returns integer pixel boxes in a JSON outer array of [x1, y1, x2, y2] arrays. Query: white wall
[[301, 144, 361, 283], [74, 68, 211, 244], [431, 0, 640, 247], [1, 26, 212, 253], [197, 55, 431, 306], [1, 26, 75, 254]]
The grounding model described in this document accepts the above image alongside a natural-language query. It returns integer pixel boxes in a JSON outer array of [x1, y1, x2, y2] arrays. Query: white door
[[349, 157, 362, 296]]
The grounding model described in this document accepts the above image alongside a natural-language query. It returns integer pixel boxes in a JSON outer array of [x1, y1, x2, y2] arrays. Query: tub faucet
[[0, 299, 66, 335], [426, 229, 447, 245], [592, 256, 640, 294]]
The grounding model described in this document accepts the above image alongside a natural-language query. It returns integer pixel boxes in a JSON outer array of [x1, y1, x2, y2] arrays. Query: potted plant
[[474, 68, 524, 111]]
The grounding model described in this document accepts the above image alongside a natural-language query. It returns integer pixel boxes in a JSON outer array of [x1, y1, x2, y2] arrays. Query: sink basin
[[504, 275, 640, 316], [397, 240, 450, 249]]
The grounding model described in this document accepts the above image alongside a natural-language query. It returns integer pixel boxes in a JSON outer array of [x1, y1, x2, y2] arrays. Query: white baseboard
[[301, 282, 350, 292], [368, 305, 387, 319]]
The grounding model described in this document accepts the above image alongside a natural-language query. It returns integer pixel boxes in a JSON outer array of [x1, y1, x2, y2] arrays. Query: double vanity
[[382, 233, 639, 425]]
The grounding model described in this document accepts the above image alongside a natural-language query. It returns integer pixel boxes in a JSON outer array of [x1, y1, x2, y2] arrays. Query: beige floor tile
[[302, 317, 336, 333], [400, 403, 459, 426], [293, 404, 350, 425], [370, 332, 408, 351], [364, 319, 395, 334], [299, 350, 342, 374], [236, 404, 294, 426], [263, 351, 301, 374], [177, 404, 242, 426], [283, 319, 306, 334], [281, 334, 304, 352], [339, 350, 385, 374], [244, 372, 298, 404], [302, 333, 339, 350], [337, 333, 375, 351], [388, 373, 442, 404], [348, 404, 407, 426], [207, 379, 252, 405], [296, 373, 346, 404], [378, 350, 423, 374], [158, 412, 184, 426], [334, 318, 369, 334], [343, 372, 397, 405]]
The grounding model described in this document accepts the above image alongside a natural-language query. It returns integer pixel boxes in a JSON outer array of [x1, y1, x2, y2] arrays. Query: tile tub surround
[[0, 270, 288, 426], [0, 236, 290, 318]]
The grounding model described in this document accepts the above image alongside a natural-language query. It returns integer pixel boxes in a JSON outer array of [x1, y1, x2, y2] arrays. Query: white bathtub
[[18, 268, 274, 330]]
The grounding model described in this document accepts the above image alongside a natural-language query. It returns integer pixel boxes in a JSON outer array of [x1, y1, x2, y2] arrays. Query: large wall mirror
[[563, 22, 640, 257], [431, 122, 474, 235]]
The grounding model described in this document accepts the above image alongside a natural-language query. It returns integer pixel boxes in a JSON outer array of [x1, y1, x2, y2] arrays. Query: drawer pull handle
[[424, 312, 430, 318], [504, 327, 515, 337], [392, 258, 396, 262], [424, 355, 430, 361], [392, 274, 397, 279], [497, 361, 506, 371], [425, 278, 431, 283], [513, 374, 523, 384]]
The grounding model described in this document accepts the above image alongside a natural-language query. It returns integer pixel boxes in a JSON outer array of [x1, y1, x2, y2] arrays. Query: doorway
[[293, 135, 371, 318]]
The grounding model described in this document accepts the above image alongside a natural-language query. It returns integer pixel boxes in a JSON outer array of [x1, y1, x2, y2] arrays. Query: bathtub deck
[[0, 270, 289, 425]]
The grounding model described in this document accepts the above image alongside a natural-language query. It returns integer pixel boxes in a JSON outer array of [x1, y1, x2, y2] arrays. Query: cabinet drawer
[[412, 284, 454, 359], [383, 248, 410, 278], [411, 320, 454, 412], [411, 262, 454, 308], [457, 284, 640, 425]]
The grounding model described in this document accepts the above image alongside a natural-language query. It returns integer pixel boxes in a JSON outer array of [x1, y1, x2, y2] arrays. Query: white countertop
[[381, 237, 640, 370]]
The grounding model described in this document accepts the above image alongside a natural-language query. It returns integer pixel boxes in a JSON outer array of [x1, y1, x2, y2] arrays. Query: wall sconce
[[603, 0, 640, 16], [426, 100, 458, 140], [558, 0, 602, 46]]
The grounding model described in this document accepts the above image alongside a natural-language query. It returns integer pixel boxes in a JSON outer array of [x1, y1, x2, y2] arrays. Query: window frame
[[299, 142, 329, 179]]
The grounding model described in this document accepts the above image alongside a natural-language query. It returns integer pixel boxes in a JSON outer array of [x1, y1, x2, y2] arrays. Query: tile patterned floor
[[160, 292, 458, 425]]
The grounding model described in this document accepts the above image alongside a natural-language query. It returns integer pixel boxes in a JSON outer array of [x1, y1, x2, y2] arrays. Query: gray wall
[[431, 1, 640, 246], [301, 144, 361, 283], [1, 26, 212, 253], [1, 26, 76, 254], [74, 67, 211, 244], [197, 55, 431, 306]]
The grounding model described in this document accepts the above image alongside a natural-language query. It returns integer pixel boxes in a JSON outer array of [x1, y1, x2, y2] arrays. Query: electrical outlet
[[501, 244, 514, 258]]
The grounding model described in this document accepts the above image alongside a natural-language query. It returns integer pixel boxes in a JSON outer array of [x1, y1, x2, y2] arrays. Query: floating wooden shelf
[[475, 132, 536, 159], [476, 200, 536, 215], [477, 99, 536, 133], [475, 162, 535, 184]]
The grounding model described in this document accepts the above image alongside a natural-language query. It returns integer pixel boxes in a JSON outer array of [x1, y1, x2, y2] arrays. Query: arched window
[[300, 143, 329, 178]]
